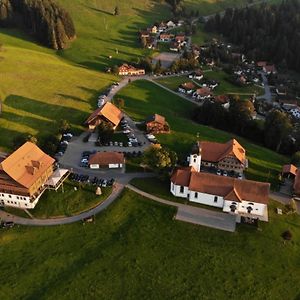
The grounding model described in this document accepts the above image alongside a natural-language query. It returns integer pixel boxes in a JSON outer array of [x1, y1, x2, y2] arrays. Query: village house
[[263, 64, 276, 74], [213, 95, 230, 109], [190, 139, 248, 174], [169, 41, 181, 52], [158, 21, 167, 32], [145, 114, 170, 134], [89, 152, 125, 169], [0, 142, 68, 209], [159, 33, 173, 42], [282, 164, 297, 180], [118, 64, 145, 76], [175, 34, 186, 46], [178, 82, 196, 94], [189, 69, 203, 81], [139, 31, 150, 39], [170, 153, 269, 223], [147, 25, 157, 34], [85, 102, 123, 130], [193, 87, 212, 100], [166, 20, 176, 28]]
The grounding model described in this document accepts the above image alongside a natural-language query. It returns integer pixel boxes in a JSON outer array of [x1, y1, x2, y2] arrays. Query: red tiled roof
[[146, 114, 166, 125], [282, 164, 297, 176], [89, 152, 124, 165], [199, 139, 246, 164], [187, 172, 269, 204], [170, 166, 195, 187]]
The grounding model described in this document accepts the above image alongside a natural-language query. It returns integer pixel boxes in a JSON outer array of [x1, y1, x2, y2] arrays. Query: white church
[[170, 143, 270, 223]]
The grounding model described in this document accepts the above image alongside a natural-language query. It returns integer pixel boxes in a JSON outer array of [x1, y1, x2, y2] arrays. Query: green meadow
[[1, 189, 300, 300]]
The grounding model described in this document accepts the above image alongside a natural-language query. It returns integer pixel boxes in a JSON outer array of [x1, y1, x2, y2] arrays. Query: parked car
[[1, 221, 14, 228], [223, 170, 228, 177], [237, 174, 243, 180], [128, 142, 132, 147], [216, 169, 221, 176], [102, 180, 107, 187]]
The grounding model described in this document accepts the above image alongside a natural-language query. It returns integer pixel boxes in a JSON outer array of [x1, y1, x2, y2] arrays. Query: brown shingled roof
[[199, 139, 246, 164], [0, 142, 55, 189], [85, 102, 123, 127], [188, 172, 269, 204], [89, 152, 124, 165]]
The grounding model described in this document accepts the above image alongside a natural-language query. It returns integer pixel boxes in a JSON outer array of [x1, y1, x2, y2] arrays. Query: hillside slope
[[0, 45, 116, 150]]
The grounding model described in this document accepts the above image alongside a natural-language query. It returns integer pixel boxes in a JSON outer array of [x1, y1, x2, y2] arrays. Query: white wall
[[223, 200, 267, 221], [189, 191, 224, 208], [170, 182, 189, 198], [0, 191, 38, 209], [90, 164, 99, 169]]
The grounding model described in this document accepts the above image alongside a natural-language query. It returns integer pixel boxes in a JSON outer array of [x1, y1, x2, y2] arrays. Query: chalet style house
[[170, 148, 270, 223], [85, 102, 123, 130], [0, 142, 56, 209], [191, 139, 248, 174], [89, 152, 124, 169], [145, 114, 170, 134], [118, 64, 145, 76]]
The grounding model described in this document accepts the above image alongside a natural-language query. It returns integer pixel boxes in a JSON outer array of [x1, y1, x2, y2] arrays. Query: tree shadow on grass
[[84, 5, 114, 16], [4, 95, 88, 125]]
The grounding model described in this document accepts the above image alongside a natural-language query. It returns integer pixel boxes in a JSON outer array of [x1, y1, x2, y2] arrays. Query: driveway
[[127, 184, 236, 232]]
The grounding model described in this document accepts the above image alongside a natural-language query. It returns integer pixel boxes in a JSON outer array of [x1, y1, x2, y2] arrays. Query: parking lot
[[152, 52, 181, 68]]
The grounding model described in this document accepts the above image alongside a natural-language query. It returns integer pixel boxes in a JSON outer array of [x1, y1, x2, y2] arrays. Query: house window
[[194, 158, 196, 163], [195, 192, 198, 199], [214, 196, 218, 203], [180, 186, 184, 193], [8, 195, 11, 198], [172, 184, 174, 191]]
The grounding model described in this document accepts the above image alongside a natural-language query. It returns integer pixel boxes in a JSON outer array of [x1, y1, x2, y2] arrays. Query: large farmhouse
[[118, 64, 145, 76], [85, 102, 123, 130], [191, 139, 248, 173], [0, 142, 56, 209]]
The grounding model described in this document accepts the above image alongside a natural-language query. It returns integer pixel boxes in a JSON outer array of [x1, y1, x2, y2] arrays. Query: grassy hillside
[[55, 0, 171, 71], [0, 45, 116, 151], [1, 189, 300, 299], [116, 80, 288, 187]]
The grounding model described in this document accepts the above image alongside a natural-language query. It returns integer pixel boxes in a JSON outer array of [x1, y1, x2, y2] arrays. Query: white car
[[123, 130, 131, 134], [216, 169, 221, 176], [237, 174, 243, 180], [127, 142, 132, 147], [102, 180, 107, 187], [61, 140, 69, 145], [81, 158, 88, 163], [63, 133, 73, 138], [223, 171, 228, 177]]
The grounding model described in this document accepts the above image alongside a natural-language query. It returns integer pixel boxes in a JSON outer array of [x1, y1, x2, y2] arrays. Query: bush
[[281, 230, 292, 241]]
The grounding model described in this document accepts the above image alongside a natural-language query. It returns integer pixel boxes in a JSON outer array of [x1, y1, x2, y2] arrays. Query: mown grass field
[[1, 189, 300, 300], [116, 80, 288, 187], [0, 45, 117, 151]]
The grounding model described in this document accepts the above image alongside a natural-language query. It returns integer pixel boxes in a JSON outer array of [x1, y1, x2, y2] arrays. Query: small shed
[[282, 164, 297, 179]]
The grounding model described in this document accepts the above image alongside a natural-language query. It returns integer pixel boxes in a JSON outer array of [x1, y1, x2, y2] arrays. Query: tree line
[[0, 0, 75, 49], [205, 0, 300, 72], [193, 97, 297, 155]]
